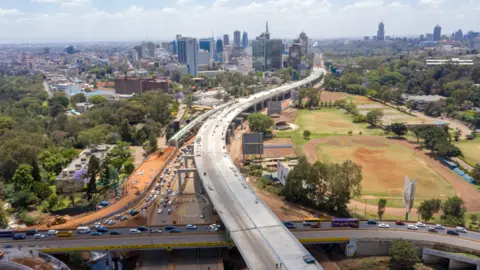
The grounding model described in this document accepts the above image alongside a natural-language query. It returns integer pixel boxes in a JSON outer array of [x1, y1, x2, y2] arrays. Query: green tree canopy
[[247, 113, 274, 134], [389, 240, 420, 270], [377, 198, 387, 220], [366, 109, 383, 127], [88, 95, 107, 105]]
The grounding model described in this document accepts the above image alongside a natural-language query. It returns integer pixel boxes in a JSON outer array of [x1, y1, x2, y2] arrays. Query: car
[[415, 222, 426, 228], [150, 229, 162, 233], [107, 220, 116, 225], [378, 223, 389, 228], [303, 255, 315, 264], [137, 226, 148, 231], [186, 224, 197, 230], [128, 209, 139, 216], [96, 227, 108, 233], [90, 232, 103, 236], [434, 224, 445, 230], [25, 229, 37, 236], [311, 224, 320, 228], [120, 216, 128, 221], [203, 172, 207, 176], [33, 234, 45, 239], [170, 229, 182, 233], [129, 229, 141, 234], [164, 226, 176, 231], [13, 234, 26, 240], [407, 225, 418, 230], [114, 214, 122, 220], [200, 214, 204, 219], [168, 208, 172, 215], [47, 230, 58, 236], [395, 220, 405, 225], [447, 230, 459, 236], [367, 220, 377, 225], [157, 209, 163, 214], [94, 222, 101, 228], [455, 226, 467, 233], [283, 222, 295, 229], [428, 227, 438, 233]]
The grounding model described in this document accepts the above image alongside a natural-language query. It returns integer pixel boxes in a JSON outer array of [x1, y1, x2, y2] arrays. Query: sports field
[[456, 138, 480, 166], [304, 136, 456, 205]]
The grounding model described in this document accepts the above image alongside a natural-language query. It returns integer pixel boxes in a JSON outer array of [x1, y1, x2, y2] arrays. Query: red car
[[311, 224, 320, 228], [395, 220, 405, 225]]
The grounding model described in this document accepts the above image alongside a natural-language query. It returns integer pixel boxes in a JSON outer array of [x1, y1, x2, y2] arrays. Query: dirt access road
[[303, 136, 480, 212]]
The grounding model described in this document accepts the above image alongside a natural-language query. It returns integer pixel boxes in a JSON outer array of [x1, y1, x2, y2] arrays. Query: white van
[[76, 226, 91, 234]]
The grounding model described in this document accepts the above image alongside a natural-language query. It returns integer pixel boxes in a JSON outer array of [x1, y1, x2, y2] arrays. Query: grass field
[[456, 138, 480, 166], [276, 108, 385, 148], [315, 136, 456, 203]]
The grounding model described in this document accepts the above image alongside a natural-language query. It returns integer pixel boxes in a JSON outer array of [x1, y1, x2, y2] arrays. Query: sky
[[0, 0, 479, 43]]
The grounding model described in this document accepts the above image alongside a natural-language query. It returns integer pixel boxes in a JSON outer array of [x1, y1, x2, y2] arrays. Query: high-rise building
[[146, 42, 155, 57], [65, 46, 75, 54], [133, 45, 142, 59], [44, 47, 50, 54], [434, 25, 442, 41], [454, 29, 463, 41], [294, 31, 308, 57], [266, 39, 283, 70], [216, 39, 223, 62], [377, 22, 385, 41], [252, 36, 267, 71], [288, 44, 301, 69], [199, 38, 215, 66], [242, 31, 248, 48], [234, 30, 241, 48], [223, 34, 229, 46], [177, 37, 199, 76]]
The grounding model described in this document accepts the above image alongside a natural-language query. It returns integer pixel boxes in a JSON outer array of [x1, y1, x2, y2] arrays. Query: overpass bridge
[[194, 67, 326, 269]]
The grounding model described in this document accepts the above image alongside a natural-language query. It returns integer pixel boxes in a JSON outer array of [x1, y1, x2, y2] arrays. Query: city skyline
[[0, 0, 478, 43]]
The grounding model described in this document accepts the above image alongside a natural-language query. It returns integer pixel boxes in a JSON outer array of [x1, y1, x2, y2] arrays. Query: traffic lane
[[0, 225, 216, 243], [294, 230, 480, 250], [1, 233, 226, 249], [287, 221, 480, 241]]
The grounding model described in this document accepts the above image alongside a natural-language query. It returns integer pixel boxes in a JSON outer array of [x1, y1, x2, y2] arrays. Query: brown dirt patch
[[352, 139, 388, 147], [281, 107, 297, 123], [12, 258, 55, 270], [255, 189, 313, 221], [327, 121, 350, 128], [320, 91, 347, 102], [304, 136, 480, 211], [325, 140, 341, 146]]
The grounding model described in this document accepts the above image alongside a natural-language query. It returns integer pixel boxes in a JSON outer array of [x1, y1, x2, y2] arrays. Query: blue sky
[[0, 0, 478, 42]]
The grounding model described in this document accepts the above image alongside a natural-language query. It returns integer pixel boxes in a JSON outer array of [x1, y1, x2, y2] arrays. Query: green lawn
[[456, 138, 480, 166], [276, 108, 384, 148]]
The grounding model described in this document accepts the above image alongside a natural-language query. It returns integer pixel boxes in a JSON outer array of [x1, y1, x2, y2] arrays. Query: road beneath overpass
[[194, 66, 325, 270]]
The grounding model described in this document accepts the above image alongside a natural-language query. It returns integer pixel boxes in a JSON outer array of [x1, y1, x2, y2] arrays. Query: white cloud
[[0, 8, 22, 17], [343, 0, 384, 11], [32, 0, 91, 7], [389, 2, 410, 8], [418, 0, 444, 4], [162, 7, 178, 13], [176, 0, 192, 4], [236, 2, 263, 12], [212, 0, 229, 9]]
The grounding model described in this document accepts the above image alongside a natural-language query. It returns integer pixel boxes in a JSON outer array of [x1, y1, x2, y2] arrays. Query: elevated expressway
[[194, 68, 325, 269]]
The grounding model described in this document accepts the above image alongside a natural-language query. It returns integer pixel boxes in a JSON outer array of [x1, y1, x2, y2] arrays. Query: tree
[[70, 93, 86, 106], [366, 109, 383, 127], [0, 202, 8, 228], [86, 155, 100, 201], [326, 160, 362, 212], [472, 164, 480, 183], [435, 140, 462, 157], [303, 130, 311, 140], [143, 132, 158, 156], [418, 126, 448, 152], [389, 240, 420, 270], [389, 123, 408, 137], [180, 75, 193, 87], [247, 113, 274, 134], [88, 95, 107, 105], [470, 214, 478, 224], [454, 128, 462, 141], [417, 199, 442, 222], [11, 190, 38, 209], [377, 198, 387, 220], [33, 182, 52, 200], [441, 196, 466, 225], [12, 164, 34, 192]]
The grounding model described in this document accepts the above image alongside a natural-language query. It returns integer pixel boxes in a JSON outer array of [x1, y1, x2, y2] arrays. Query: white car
[[107, 220, 116, 225], [47, 230, 58, 235], [157, 209, 163, 214], [435, 224, 445, 230], [415, 222, 426, 227], [407, 225, 418, 230], [129, 229, 141, 234], [94, 222, 101, 228], [34, 233, 45, 239], [186, 224, 197, 230], [200, 214, 204, 219], [455, 226, 467, 233], [378, 223, 389, 228]]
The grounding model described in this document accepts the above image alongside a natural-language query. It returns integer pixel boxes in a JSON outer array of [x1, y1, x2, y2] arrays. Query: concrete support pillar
[[449, 259, 475, 269], [230, 123, 235, 136], [107, 252, 113, 270], [254, 104, 257, 112], [282, 92, 285, 100], [177, 173, 182, 194], [422, 254, 446, 264]]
